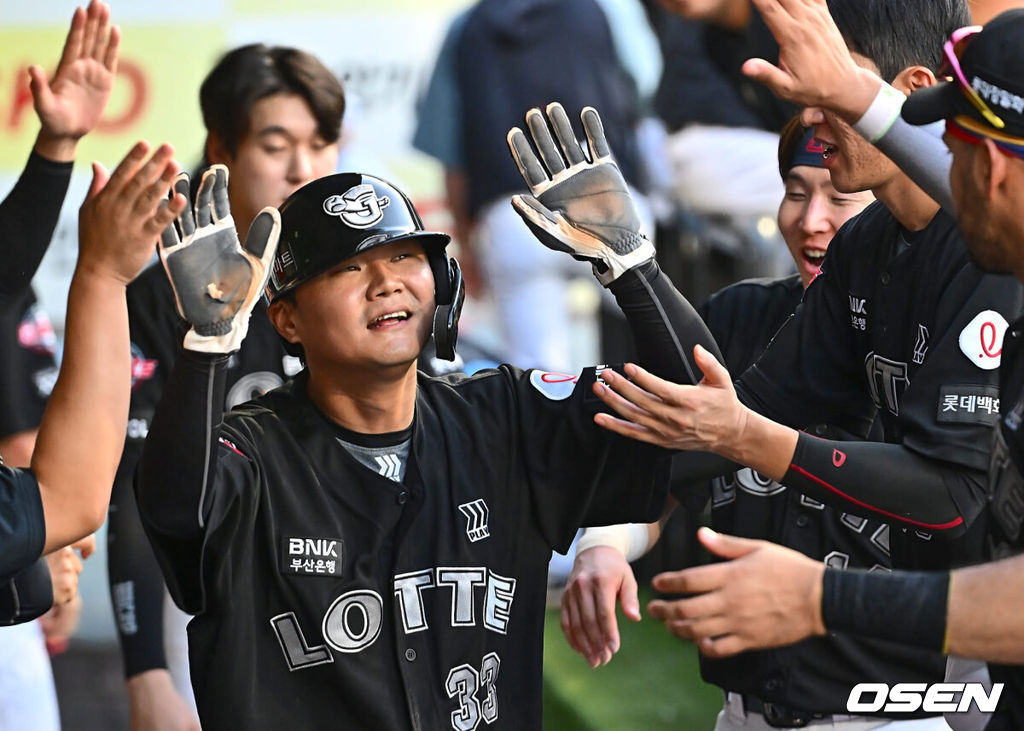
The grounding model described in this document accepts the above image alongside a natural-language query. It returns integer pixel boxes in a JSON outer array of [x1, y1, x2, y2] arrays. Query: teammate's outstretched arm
[[651, 526, 1024, 665], [506, 103, 723, 385], [0, 0, 121, 307], [591, 347, 974, 534], [561, 508, 672, 668], [742, 0, 953, 210], [137, 167, 279, 542], [29, 142, 186, 557]]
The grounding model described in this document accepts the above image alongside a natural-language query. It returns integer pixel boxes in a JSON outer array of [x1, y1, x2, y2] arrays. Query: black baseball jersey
[[736, 203, 1023, 570], [0, 464, 44, 579], [977, 316, 1024, 728], [687, 274, 944, 716], [143, 364, 668, 731], [107, 261, 297, 676], [0, 290, 58, 439]]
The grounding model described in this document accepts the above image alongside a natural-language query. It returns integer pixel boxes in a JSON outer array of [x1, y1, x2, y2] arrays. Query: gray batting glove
[[506, 103, 654, 286], [159, 165, 280, 354]]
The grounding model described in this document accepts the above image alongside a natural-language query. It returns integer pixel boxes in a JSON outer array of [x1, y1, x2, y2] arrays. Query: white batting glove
[[159, 165, 280, 354], [506, 103, 655, 286]]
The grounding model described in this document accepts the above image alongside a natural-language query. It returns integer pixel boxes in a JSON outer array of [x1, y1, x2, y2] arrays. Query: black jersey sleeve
[[136, 348, 260, 614], [0, 151, 73, 308], [107, 265, 188, 677], [0, 465, 45, 578], [0, 558, 52, 625], [735, 224, 876, 432], [607, 260, 723, 384]]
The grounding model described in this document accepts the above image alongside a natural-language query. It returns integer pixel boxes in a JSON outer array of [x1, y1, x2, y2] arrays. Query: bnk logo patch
[[281, 536, 343, 577]]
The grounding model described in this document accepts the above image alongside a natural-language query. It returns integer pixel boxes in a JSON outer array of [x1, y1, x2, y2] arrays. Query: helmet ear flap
[[432, 257, 464, 361]]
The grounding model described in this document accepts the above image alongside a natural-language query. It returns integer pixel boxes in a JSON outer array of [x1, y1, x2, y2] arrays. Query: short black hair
[[778, 116, 808, 179], [200, 44, 345, 157], [827, 0, 971, 82]]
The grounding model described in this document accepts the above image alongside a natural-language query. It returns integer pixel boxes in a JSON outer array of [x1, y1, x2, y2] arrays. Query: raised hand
[[159, 165, 281, 353], [742, 0, 880, 121], [31, 0, 121, 161], [78, 141, 187, 286], [506, 103, 654, 286]]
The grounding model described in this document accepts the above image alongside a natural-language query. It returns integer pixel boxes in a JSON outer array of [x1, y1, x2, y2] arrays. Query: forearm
[[947, 555, 1024, 662], [0, 151, 73, 304], [34, 269, 129, 553], [608, 260, 724, 384], [822, 567, 949, 653], [851, 82, 954, 212], [108, 465, 170, 677], [137, 348, 229, 538], [782, 433, 974, 535]]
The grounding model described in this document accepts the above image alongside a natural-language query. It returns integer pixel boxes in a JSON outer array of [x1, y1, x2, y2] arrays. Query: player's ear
[[891, 65, 936, 95], [267, 298, 302, 347], [205, 132, 232, 166], [978, 138, 1006, 199]]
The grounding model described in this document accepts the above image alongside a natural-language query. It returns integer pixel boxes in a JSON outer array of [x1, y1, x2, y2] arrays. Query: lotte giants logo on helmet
[[323, 184, 391, 230]]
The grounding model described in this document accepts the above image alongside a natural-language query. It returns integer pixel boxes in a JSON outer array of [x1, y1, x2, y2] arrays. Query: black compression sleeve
[[137, 349, 229, 538], [0, 151, 73, 307], [107, 462, 169, 678], [784, 431, 981, 536], [608, 260, 724, 384], [0, 558, 53, 625], [822, 567, 949, 652]]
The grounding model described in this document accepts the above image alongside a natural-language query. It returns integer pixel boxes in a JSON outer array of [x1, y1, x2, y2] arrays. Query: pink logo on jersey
[[18, 305, 57, 355], [833, 449, 847, 468], [130, 343, 158, 390], [959, 310, 1008, 370]]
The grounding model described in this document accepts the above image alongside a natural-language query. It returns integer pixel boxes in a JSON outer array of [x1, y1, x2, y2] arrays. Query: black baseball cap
[[903, 9, 1024, 138]]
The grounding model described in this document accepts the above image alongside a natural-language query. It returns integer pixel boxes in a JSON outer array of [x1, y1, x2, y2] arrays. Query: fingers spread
[[210, 165, 231, 222], [195, 167, 218, 227], [106, 141, 151, 193], [60, 6, 86, 69]]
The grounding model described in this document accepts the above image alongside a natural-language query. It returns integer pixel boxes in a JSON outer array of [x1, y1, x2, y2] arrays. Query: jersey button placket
[[405, 648, 416, 662], [881, 272, 891, 285], [397, 491, 408, 505]]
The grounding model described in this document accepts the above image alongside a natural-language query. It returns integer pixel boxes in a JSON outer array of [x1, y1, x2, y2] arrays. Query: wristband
[[576, 524, 651, 562], [852, 83, 907, 143], [822, 567, 949, 652]]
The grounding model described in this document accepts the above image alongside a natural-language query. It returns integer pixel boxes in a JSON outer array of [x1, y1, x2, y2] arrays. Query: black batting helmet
[[266, 173, 464, 360]]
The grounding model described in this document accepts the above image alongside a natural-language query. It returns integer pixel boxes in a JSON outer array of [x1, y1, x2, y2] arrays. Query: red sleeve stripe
[[787, 464, 965, 531]]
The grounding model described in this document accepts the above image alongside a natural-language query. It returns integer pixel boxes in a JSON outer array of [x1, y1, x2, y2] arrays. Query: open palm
[[31, 0, 119, 141]]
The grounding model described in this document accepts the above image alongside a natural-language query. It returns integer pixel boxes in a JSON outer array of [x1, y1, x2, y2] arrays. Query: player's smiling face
[[209, 92, 338, 237], [778, 166, 873, 287], [270, 239, 436, 373]]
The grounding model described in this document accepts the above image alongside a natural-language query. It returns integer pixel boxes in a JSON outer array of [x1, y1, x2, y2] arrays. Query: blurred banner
[[1, 0, 469, 330]]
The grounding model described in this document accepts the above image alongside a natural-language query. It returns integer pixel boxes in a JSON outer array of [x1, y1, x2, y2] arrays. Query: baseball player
[[635, 4, 1024, 728], [0, 0, 123, 611], [569, 0, 1021, 725], [132, 104, 721, 730], [566, 119, 954, 729], [0, 139, 186, 581], [105, 43, 344, 728]]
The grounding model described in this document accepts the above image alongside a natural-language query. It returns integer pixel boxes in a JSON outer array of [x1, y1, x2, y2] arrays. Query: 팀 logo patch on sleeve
[[959, 310, 1008, 370], [529, 370, 578, 401]]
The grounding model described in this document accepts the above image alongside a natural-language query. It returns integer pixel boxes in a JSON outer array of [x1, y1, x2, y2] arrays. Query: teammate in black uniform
[[565, 120, 952, 727], [636, 4, 1024, 727], [133, 105, 722, 730], [0, 0, 130, 621], [105, 43, 344, 728]]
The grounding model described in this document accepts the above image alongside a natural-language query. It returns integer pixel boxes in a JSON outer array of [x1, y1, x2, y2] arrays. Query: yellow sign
[[0, 25, 224, 172]]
